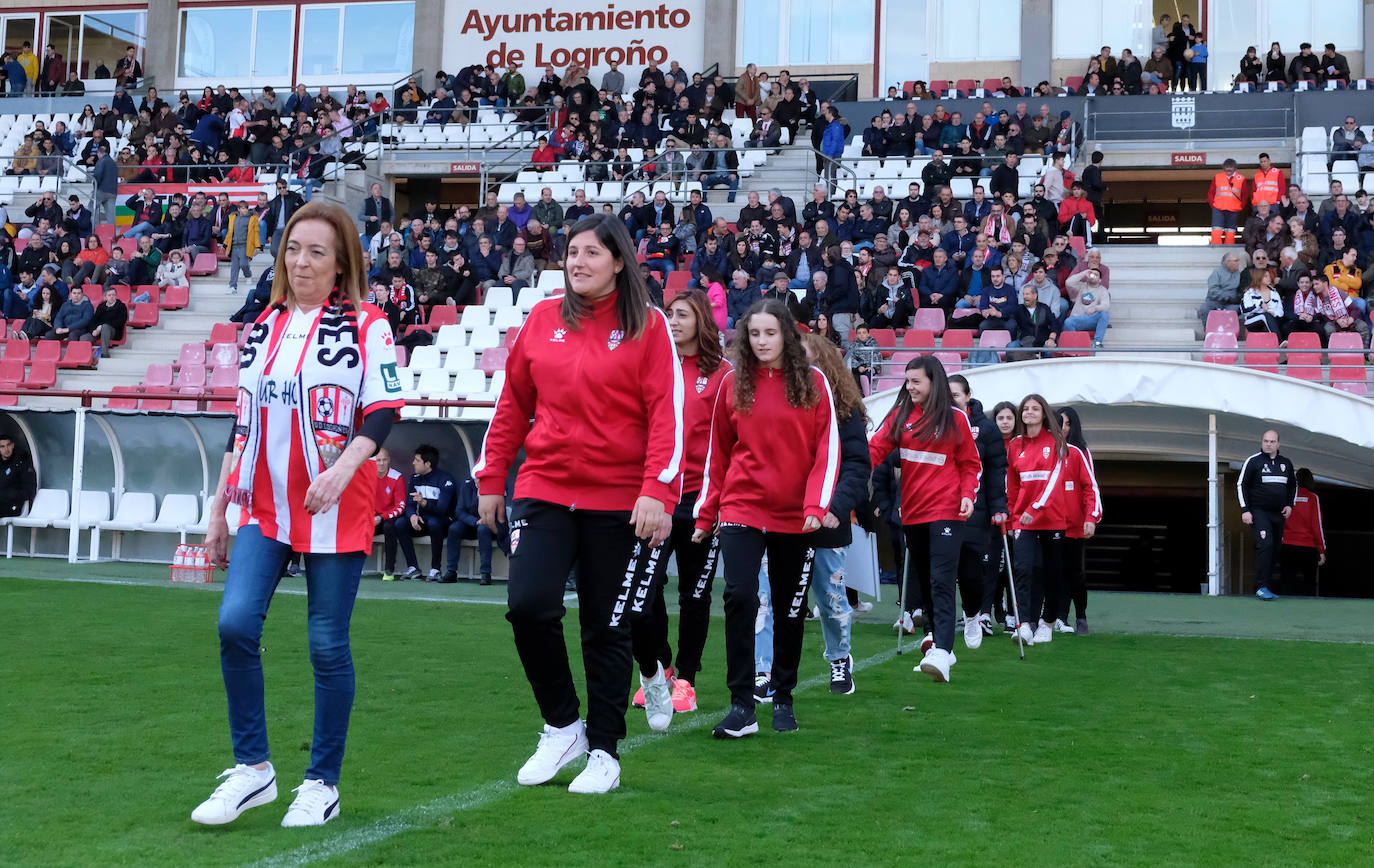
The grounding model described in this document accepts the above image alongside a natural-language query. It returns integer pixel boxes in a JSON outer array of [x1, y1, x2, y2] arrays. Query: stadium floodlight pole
[[1002, 531, 1025, 660]]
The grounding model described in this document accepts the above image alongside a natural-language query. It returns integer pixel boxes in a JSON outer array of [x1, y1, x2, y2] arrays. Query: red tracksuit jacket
[[374, 465, 406, 521], [1283, 487, 1325, 552], [474, 293, 684, 512], [1062, 446, 1103, 539], [1006, 429, 1075, 531], [693, 366, 838, 534], [678, 355, 731, 500], [868, 405, 981, 525]]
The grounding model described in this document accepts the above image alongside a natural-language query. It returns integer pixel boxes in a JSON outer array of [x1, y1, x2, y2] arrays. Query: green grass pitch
[[3, 575, 1372, 867]]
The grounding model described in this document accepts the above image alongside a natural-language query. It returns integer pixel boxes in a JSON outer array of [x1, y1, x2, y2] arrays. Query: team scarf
[[225, 290, 367, 509]]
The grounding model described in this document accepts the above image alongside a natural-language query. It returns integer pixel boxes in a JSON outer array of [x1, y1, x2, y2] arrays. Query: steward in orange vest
[[1207, 158, 1247, 244], [1251, 153, 1286, 207]]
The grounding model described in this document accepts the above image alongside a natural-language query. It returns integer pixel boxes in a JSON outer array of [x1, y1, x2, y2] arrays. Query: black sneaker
[[828, 655, 854, 695], [479, 573, 492, 586], [400, 567, 421, 581], [712, 703, 758, 739], [438, 570, 458, 583], [1075, 617, 1089, 636], [752, 673, 775, 704], [285, 562, 301, 577], [772, 703, 798, 732]]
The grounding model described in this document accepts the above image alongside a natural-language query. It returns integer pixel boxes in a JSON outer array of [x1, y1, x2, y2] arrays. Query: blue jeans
[[754, 561, 772, 673], [810, 546, 852, 661], [1063, 310, 1109, 343], [259, 221, 269, 247], [122, 220, 155, 239], [292, 178, 323, 202], [788, 277, 810, 290], [217, 524, 365, 786], [646, 260, 674, 275], [704, 172, 739, 202]]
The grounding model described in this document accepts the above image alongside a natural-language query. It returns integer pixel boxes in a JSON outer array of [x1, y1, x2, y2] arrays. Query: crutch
[[1001, 531, 1025, 660], [895, 560, 908, 655]]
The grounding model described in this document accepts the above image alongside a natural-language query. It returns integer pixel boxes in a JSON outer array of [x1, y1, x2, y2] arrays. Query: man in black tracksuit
[[385, 444, 457, 580], [0, 433, 37, 516], [1237, 429, 1297, 599], [949, 378, 1008, 640]]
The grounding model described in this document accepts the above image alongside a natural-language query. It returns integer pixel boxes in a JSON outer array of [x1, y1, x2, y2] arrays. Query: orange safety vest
[[1252, 166, 1283, 205], [1211, 172, 1245, 212]]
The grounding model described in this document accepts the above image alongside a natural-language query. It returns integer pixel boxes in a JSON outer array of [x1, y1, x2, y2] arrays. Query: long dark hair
[[883, 354, 956, 446], [1058, 405, 1087, 453], [731, 299, 817, 413], [1016, 393, 1066, 458], [801, 332, 866, 425], [667, 288, 723, 375], [561, 213, 650, 339], [991, 400, 1018, 435]]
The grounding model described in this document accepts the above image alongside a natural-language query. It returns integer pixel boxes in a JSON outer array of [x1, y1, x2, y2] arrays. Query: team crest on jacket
[[1042, 446, 1051, 459], [608, 329, 624, 351], [695, 375, 708, 394], [308, 385, 356, 468]]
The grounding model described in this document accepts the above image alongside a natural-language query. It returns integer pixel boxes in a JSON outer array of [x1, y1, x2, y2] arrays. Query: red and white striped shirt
[[231, 303, 404, 553]]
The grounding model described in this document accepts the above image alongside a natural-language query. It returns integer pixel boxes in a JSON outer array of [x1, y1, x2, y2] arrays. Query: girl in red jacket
[[475, 213, 684, 795], [629, 288, 730, 727], [1056, 407, 1102, 635], [869, 355, 981, 683], [692, 298, 839, 738], [1005, 394, 1076, 646]]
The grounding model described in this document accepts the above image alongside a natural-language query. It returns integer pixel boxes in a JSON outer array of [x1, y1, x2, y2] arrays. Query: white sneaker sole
[[646, 712, 672, 732], [964, 628, 983, 649], [714, 721, 759, 738], [918, 659, 950, 683], [568, 773, 620, 794], [190, 779, 277, 825], [281, 798, 340, 827], [516, 733, 589, 786]]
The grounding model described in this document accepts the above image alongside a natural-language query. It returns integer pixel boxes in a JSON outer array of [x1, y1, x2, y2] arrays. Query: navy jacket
[[964, 398, 1008, 527], [405, 468, 457, 523], [453, 476, 481, 525], [918, 262, 958, 302], [822, 260, 860, 314], [811, 407, 873, 549]]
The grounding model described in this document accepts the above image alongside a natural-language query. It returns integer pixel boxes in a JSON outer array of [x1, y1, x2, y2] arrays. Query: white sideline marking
[[242, 647, 901, 868], [6, 574, 511, 606]]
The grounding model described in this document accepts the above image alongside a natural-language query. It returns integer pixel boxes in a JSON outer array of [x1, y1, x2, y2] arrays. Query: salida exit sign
[[1171, 152, 1207, 166]]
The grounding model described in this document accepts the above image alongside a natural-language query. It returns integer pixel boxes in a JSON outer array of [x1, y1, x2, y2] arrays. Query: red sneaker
[[670, 679, 697, 713]]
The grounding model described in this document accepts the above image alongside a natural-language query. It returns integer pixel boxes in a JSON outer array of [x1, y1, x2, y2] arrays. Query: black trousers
[[1059, 536, 1087, 621], [956, 523, 993, 618], [719, 525, 814, 707], [1250, 508, 1285, 591], [903, 520, 963, 652], [629, 510, 721, 685], [385, 515, 447, 572], [505, 499, 640, 756], [1279, 544, 1320, 595], [1012, 528, 1064, 627]]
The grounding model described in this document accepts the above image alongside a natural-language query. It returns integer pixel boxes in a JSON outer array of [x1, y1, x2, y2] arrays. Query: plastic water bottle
[[174, 546, 186, 568]]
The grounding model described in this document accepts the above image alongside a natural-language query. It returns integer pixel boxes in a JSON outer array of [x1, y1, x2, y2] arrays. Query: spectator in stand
[[1285, 272, 1323, 341], [1198, 251, 1244, 321], [1316, 272, 1371, 347], [49, 282, 92, 342], [264, 180, 305, 257], [74, 285, 127, 358], [126, 234, 161, 286], [2, 52, 27, 95], [1007, 282, 1060, 359], [1238, 46, 1262, 87], [496, 235, 535, 302], [844, 323, 880, 392], [1241, 268, 1284, 335], [1287, 42, 1320, 85], [644, 220, 679, 276], [113, 45, 141, 87], [156, 249, 189, 289], [1319, 43, 1351, 85], [1279, 468, 1325, 595], [1063, 267, 1111, 346], [0, 434, 36, 517], [70, 235, 107, 286], [224, 201, 259, 295], [1324, 247, 1365, 315]]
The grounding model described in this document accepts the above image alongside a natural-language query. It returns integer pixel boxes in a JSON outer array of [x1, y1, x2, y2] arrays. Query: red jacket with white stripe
[[693, 366, 838, 534], [678, 355, 731, 499], [1283, 487, 1325, 553], [474, 293, 684, 512], [1062, 446, 1102, 538], [868, 405, 981, 525], [374, 465, 406, 521], [1006, 429, 1072, 530]]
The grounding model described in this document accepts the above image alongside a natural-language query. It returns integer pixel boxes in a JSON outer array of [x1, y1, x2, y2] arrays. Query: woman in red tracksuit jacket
[[1056, 407, 1102, 635], [869, 355, 982, 683], [475, 213, 684, 795], [1005, 393, 1079, 646], [629, 288, 731, 727], [692, 297, 839, 739]]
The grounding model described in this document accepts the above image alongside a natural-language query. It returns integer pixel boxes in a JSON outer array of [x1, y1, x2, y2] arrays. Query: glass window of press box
[[45, 12, 147, 83]]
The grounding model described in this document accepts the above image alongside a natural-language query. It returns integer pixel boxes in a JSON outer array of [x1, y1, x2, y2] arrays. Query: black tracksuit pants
[[1250, 508, 1285, 591], [903, 520, 963, 652], [386, 515, 447, 572], [505, 499, 641, 757], [719, 525, 814, 708], [629, 503, 722, 685], [1012, 527, 1065, 627], [1059, 536, 1087, 621], [956, 522, 994, 619]]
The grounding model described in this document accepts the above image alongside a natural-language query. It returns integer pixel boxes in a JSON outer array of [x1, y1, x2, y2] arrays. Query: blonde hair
[[269, 202, 366, 308]]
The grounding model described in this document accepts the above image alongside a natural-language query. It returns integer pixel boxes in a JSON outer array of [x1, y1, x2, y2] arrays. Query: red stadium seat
[[1056, 331, 1093, 357], [112, 285, 132, 306], [173, 387, 204, 412], [59, 341, 94, 369], [1326, 332, 1365, 365], [1064, 76, 1084, 92], [901, 80, 916, 97], [3, 338, 30, 361], [115, 238, 138, 257], [134, 285, 161, 306], [900, 328, 937, 350], [160, 285, 189, 310], [0, 357, 26, 382], [954, 79, 976, 96], [189, 253, 218, 276], [938, 329, 975, 359], [933, 351, 963, 373], [1241, 332, 1279, 373], [208, 365, 238, 389], [107, 386, 141, 410], [209, 342, 238, 369], [394, 346, 407, 368], [207, 323, 239, 347], [663, 271, 690, 302], [1284, 332, 1323, 381], [177, 342, 206, 368], [1205, 310, 1239, 336], [504, 326, 521, 346], [983, 78, 1003, 93], [176, 363, 206, 389], [140, 394, 173, 411], [143, 363, 174, 389], [977, 330, 1011, 361], [22, 360, 56, 388], [868, 328, 897, 358], [32, 340, 61, 365], [1329, 365, 1369, 394], [872, 375, 904, 393], [910, 308, 946, 336], [479, 346, 509, 376], [129, 302, 159, 328], [1203, 332, 1238, 365], [427, 306, 459, 329], [928, 80, 950, 97]]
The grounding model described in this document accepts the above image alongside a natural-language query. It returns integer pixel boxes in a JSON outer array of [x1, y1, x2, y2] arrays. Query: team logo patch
[[941, 526, 952, 536], [308, 385, 356, 468], [695, 375, 708, 394], [510, 528, 521, 553], [551, 328, 567, 343], [607, 329, 624, 351], [1259, 530, 1266, 540], [381, 362, 401, 393], [1042, 446, 1051, 459]]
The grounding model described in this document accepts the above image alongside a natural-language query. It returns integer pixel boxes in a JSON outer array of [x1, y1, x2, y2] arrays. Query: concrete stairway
[[1096, 242, 1234, 353]]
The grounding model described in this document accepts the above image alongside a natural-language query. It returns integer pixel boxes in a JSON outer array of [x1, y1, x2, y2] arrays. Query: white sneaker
[[568, 749, 620, 794], [517, 720, 588, 785], [893, 611, 915, 635], [428, 568, 441, 580], [919, 633, 934, 654], [280, 779, 340, 827], [918, 647, 953, 683], [1053, 618, 1074, 634], [1034, 620, 1054, 644], [641, 662, 674, 732], [852, 600, 873, 614], [1005, 614, 1017, 631], [1016, 622, 1035, 645], [964, 614, 983, 649], [978, 613, 996, 636], [190, 762, 277, 825]]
